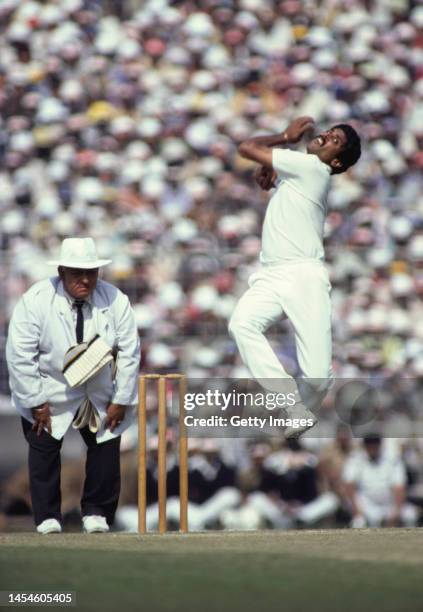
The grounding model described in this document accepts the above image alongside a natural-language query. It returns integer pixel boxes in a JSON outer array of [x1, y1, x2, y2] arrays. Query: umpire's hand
[[31, 403, 52, 437], [105, 403, 126, 432]]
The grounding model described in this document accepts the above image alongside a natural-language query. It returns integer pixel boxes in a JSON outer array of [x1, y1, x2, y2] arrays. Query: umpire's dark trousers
[[21, 418, 121, 527]]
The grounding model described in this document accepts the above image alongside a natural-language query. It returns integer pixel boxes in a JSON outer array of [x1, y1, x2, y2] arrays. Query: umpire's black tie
[[74, 300, 85, 343]]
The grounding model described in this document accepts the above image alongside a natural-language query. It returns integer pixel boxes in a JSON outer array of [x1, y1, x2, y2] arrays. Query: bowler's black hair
[[331, 123, 361, 174]]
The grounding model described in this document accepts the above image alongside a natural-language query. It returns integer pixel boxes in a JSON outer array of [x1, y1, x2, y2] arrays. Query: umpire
[[6, 238, 140, 534]]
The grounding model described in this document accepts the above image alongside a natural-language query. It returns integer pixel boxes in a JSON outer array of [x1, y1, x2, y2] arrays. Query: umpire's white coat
[[6, 277, 140, 442]]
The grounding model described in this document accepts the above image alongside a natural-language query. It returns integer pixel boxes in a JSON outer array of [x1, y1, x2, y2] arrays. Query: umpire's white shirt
[[6, 277, 140, 442], [260, 149, 331, 264]]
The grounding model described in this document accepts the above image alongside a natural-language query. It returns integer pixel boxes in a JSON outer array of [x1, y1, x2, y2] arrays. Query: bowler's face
[[306, 127, 347, 171], [59, 267, 99, 300]]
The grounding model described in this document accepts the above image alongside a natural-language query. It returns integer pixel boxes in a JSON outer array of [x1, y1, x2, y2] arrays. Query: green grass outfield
[[1, 529, 422, 612]]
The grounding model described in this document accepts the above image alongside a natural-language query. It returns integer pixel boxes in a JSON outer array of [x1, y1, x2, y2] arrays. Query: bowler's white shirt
[[343, 450, 406, 506], [260, 149, 331, 264]]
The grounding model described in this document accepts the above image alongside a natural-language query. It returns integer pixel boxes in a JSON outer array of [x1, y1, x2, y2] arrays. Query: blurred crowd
[[0, 0, 422, 386], [2, 425, 423, 530], [115, 426, 422, 531], [0, 0, 423, 527]]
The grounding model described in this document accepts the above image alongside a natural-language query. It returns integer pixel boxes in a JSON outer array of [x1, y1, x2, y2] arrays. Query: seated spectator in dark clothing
[[234, 439, 338, 529]]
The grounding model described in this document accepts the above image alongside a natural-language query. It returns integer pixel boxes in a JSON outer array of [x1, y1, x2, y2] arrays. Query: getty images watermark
[[183, 388, 314, 431], [168, 377, 423, 438]]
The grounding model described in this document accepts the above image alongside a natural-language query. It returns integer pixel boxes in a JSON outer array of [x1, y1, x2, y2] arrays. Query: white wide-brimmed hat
[[48, 237, 112, 269]]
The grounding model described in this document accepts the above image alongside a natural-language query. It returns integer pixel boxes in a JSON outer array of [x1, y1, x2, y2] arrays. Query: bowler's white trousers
[[229, 260, 333, 410]]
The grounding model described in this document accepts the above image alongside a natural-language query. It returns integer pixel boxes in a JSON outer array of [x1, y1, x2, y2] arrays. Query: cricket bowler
[[229, 116, 361, 437]]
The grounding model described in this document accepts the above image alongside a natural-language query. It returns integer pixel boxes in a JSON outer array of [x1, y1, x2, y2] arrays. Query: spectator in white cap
[[6, 237, 140, 535]]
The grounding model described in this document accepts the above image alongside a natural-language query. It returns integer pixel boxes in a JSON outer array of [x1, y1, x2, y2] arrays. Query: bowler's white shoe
[[284, 406, 317, 438], [82, 515, 109, 533], [36, 518, 62, 535]]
